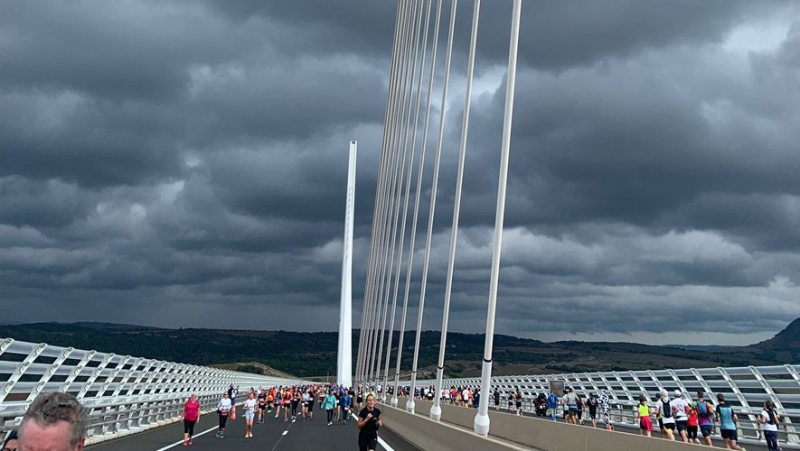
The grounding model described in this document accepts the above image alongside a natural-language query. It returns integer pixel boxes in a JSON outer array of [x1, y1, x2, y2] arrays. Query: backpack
[[662, 399, 672, 418], [696, 401, 710, 419]]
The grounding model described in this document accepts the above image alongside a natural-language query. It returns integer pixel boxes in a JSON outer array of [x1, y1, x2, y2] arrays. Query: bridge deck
[[88, 410, 417, 451]]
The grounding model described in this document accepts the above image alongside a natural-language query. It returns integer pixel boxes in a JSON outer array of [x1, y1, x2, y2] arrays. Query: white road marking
[[378, 436, 395, 451], [282, 430, 288, 436], [154, 425, 217, 451]]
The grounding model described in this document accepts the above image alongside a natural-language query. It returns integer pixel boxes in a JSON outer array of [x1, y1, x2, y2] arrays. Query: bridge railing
[[0, 338, 306, 444], [410, 363, 800, 447]]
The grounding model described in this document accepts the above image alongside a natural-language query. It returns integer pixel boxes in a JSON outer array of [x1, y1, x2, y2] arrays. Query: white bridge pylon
[[337, 140, 357, 389]]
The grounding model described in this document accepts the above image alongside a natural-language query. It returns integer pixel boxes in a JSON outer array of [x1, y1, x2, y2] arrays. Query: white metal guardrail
[[0, 338, 307, 444], [410, 364, 800, 448]]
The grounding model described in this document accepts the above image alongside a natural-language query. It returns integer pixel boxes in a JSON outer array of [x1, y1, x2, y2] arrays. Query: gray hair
[[20, 392, 88, 448]]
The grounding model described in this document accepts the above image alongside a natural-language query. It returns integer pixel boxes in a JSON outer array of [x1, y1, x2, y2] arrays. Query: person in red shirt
[[182, 394, 201, 446]]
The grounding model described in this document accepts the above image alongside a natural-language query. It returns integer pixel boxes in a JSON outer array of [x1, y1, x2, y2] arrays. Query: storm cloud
[[1, 0, 799, 346]]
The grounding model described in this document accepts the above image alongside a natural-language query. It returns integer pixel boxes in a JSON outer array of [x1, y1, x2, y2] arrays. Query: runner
[[656, 389, 676, 441], [274, 388, 283, 419], [308, 388, 316, 420], [694, 391, 714, 446], [547, 390, 559, 421], [357, 393, 382, 451], [242, 392, 256, 438], [340, 388, 353, 425], [514, 389, 523, 416], [301, 389, 310, 420], [215, 392, 231, 438], [267, 388, 275, 414], [587, 393, 598, 428], [228, 384, 238, 421], [508, 392, 515, 412], [257, 389, 267, 424], [672, 390, 690, 443], [637, 395, 653, 437], [687, 397, 700, 444], [181, 393, 201, 446], [493, 387, 501, 411], [356, 388, 364, 411], [759, 400, 780, 451], [323, 389, 338, 426], [716, 394, 745, 450], [563, 388, 577, 424], [291, 389, 301, 420], [575, 392, 584, 425], [283, 388, 292, 422], [599, 390, 612, 431], [653, 392, 664, 438]]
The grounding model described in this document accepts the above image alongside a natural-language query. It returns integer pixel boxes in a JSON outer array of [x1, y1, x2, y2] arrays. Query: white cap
[[674, 390, 682, 398]]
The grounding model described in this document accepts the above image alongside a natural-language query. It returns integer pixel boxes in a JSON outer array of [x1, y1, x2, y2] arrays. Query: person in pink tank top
[[182, 394, 201, 446]]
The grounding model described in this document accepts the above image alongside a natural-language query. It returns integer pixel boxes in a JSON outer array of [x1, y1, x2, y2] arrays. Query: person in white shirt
[[242, 392, 257, 438], [656, 389, 676, 441], [216, 392, 232, 438], [759, 400, 781, 451], [671, 390, 690, 443]]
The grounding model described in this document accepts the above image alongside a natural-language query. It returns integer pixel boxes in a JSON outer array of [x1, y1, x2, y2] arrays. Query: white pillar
[[337, 140, 357, 388]]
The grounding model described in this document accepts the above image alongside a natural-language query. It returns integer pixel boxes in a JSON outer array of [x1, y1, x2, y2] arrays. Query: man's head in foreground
[[18, 392, 88, 451]]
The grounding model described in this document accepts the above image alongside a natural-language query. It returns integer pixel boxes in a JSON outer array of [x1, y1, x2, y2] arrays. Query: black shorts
[[721, 429, 738, 441], [309, 401, 315, 412], [357, 396, 363, 404], [358, 434, 378, 451], [516, 402, 522, 408], [589, 409, 597, 419], [494, 399, 500, 406], [687, 425, 698, 439], [676, 420, 688, 432], [259, 403, 266, 410]]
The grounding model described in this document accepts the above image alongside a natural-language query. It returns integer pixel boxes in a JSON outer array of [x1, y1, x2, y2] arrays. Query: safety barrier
[[0, 338, 306, 444], [407, 364, 800, 448]]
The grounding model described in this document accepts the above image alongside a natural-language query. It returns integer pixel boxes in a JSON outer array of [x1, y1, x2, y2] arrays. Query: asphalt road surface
[[89, 409, 419, 451]]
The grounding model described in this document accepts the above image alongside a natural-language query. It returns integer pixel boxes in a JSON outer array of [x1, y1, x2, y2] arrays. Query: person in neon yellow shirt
[[637, 395, 653, 437]]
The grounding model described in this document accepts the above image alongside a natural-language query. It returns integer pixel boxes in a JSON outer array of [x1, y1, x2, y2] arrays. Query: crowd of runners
[[177, 384, 382, 451], [399, 385, 784, 451]]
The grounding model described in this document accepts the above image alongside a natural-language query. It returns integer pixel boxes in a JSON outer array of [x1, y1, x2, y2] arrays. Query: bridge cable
[[391, 0, 444, 406], [474, 0, 523, 436], [405, 0, 458, 414], [431, 0, 481, 421], [380, 0, 433, 399]]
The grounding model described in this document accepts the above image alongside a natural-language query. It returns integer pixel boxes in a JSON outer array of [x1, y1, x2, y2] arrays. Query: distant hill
[[2, 319, 797, 378]]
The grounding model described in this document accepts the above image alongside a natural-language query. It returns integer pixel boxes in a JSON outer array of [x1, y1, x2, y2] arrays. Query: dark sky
[[1, 0, 799, 345]]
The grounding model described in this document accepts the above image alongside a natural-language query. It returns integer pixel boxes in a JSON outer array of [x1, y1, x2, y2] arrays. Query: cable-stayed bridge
[[1, 338, 798, 450], [3, 0, 798, 450]]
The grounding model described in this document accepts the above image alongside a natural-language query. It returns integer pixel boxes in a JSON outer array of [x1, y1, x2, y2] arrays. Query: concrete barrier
[[406, 399, 704, 451], [379, 403, 531, 451]]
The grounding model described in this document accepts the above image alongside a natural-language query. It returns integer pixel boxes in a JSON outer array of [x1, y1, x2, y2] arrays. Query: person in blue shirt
[[340, 390, 353, 425], [715, 394, 745, 450], [547, 391, 560, 421]]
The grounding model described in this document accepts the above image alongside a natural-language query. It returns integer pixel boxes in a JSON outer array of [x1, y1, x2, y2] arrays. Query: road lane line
[[378, 436, 396, 451], [154, 425, 217, 451]]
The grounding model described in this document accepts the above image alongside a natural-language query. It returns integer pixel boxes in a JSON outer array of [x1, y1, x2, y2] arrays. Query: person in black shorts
[[357, 393, 382, 451], [587, 393, 598, 428], [257, 390, 267, 424], [308, 389, 316, 420], [291, 389, 301, 420], [356, 389, 364, 410]]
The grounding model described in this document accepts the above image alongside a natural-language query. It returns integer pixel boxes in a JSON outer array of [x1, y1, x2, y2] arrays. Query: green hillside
[[2, 320, 796, 379]]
